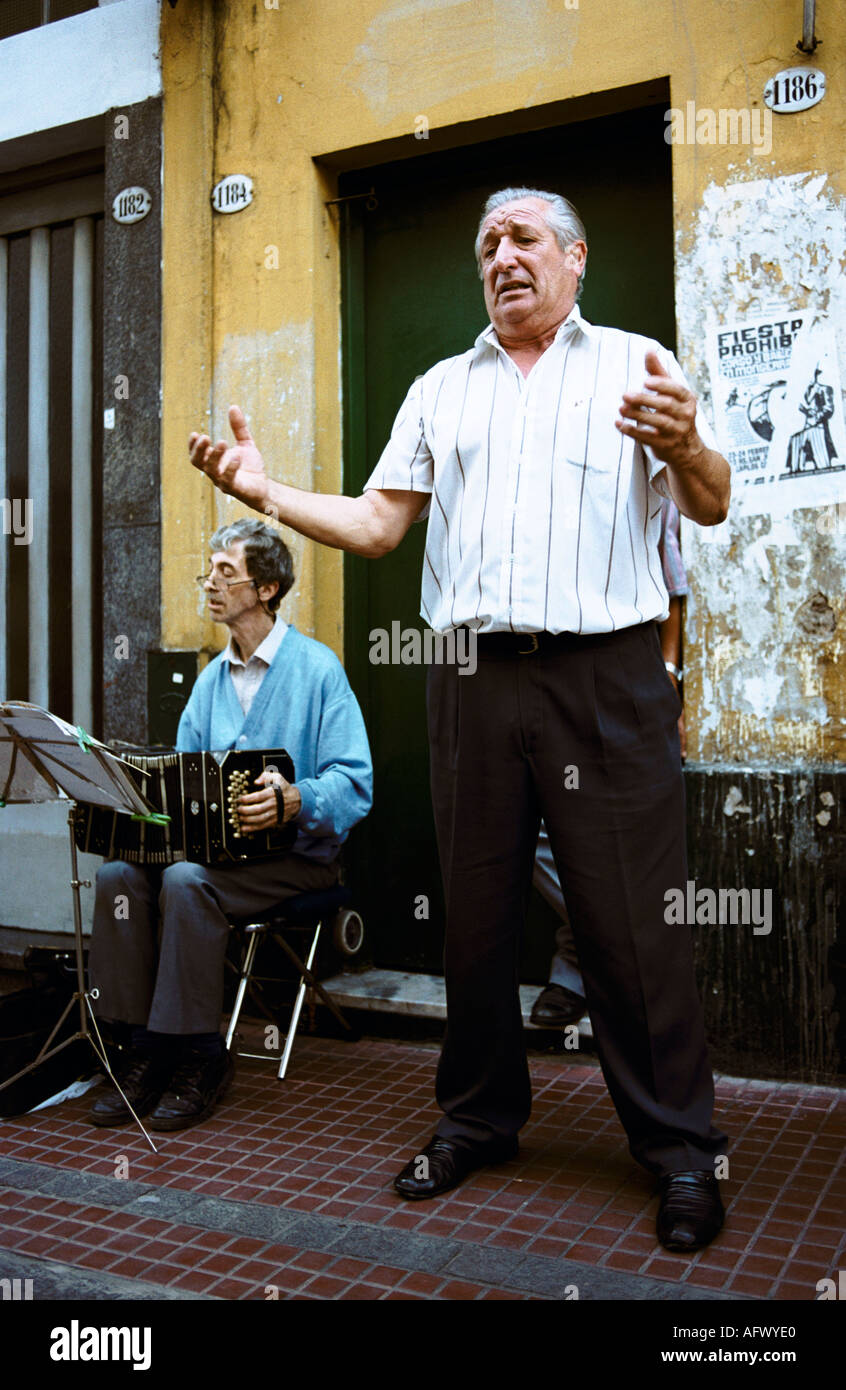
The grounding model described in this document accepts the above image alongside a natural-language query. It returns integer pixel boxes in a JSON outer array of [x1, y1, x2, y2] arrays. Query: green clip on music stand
[[0, 701, 165, 1149]]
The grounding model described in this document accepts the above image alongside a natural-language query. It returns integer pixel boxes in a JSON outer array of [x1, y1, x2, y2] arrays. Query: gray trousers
[[89, 854, 338, 1034]]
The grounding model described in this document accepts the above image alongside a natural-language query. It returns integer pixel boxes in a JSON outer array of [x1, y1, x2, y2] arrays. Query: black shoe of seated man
[[656, 1171, 725, 1252], [88, 1050, 175, 1128], [394, 1135, 518, 1201], [530, 982, 587, 1028], [147, 1048, 234, 1132]]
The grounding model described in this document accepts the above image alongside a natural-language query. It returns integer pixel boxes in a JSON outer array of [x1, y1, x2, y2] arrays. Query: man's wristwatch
[[664, 661, 683, 683]]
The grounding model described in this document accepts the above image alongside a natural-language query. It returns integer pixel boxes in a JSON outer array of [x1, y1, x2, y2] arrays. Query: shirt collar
[[225, 616, 288, 670], [476, 302, 593, 353]]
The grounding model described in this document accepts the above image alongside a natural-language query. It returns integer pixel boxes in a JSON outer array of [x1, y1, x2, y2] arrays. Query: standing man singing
[[189, 188, 731, 1251]]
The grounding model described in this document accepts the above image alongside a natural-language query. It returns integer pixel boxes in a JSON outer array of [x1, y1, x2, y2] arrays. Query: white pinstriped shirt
[[364, 306, 717, 635]]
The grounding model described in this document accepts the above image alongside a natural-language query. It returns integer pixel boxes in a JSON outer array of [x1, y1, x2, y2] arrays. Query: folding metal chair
[[225, 884, 361, 1078]]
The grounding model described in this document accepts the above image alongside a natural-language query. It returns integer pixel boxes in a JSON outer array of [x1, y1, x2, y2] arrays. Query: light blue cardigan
[[176, 625, 373, 865]]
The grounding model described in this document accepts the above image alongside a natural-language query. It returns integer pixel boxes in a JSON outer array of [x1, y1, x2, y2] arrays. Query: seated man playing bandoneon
[[87, 518, 373, 1131]]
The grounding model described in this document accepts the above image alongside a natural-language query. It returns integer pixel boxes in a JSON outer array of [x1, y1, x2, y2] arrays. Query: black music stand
[[0, 702, 164, 1149]]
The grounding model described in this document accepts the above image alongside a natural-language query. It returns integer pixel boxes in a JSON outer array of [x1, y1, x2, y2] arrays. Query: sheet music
[[0, 703, 157, 815]]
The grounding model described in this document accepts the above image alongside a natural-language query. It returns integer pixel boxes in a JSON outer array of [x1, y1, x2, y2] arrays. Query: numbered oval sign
[[764, 68, 825, 113], [211, 175, 254, 214], [112, 186, 152, 224]]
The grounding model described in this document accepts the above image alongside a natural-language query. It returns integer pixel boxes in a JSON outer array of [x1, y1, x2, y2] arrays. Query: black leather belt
[[470, 625, 653, 657]]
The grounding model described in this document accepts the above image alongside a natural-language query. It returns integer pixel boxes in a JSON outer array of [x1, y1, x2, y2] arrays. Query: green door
[[341, 103, 674, 975]]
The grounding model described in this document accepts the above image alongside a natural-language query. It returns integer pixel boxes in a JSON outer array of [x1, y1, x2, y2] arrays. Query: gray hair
[[209, 517, 294, 613], [474, 187, 587, 298]]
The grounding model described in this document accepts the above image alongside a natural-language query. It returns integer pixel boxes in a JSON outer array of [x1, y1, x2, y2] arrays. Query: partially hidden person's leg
[[531, 822, 587, 1025]]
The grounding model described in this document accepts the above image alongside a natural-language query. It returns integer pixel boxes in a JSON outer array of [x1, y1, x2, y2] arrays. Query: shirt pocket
[[560, 396, 626, 474]]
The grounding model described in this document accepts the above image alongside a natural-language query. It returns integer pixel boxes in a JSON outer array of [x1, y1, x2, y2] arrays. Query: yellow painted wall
[[160, 0, 845, 763]]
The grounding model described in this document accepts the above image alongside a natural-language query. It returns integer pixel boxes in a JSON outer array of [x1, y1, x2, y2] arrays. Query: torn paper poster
[[707, 314, 845, 519], [768, 324, 846, 514]]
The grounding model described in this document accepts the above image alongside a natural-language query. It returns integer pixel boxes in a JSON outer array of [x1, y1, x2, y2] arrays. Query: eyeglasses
[[195, 573, 257, 592]]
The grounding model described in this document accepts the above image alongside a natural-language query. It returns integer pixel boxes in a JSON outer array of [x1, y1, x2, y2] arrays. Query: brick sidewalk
[[0, 1032, 843, 1300]]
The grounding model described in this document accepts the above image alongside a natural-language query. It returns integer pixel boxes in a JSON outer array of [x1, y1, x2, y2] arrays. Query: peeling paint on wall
[[193, 323, 318, 644], [675, 173, 846, 766], [342, 0, 580, 123], [677, 173, 846, 364], [724, 785, 751, 816]]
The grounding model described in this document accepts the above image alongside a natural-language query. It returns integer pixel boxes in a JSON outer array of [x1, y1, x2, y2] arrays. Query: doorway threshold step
[[319, 968, 593, 1037]]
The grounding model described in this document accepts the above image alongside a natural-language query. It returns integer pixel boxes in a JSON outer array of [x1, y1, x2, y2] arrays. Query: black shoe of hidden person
[[147, 1049, 235, 1132], [529, 983, 587, 1028], [88, 1050, 175, 1127], [656, 1171, 725, 1252], [393, 1135, 518, 1200]]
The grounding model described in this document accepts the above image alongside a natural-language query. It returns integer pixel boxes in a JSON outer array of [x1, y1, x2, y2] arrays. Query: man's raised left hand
[[616, 350, 705, 471]]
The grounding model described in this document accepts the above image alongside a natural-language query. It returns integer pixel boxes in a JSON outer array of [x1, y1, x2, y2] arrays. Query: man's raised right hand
[[189, 404, 272, 515], [191, 404, 429, 557]]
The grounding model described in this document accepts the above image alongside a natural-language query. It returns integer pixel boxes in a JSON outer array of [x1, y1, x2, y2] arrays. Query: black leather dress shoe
[[394, 1135, 518, 1200], [530, 983, 587, 1028], [656, 1171, 724, 1251], [148, 1049, 234, 1132], [89, 1051, 174, 1127]]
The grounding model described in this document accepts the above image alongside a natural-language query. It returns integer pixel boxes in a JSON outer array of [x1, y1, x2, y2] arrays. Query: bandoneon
[[73, 748, 297, 864]]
